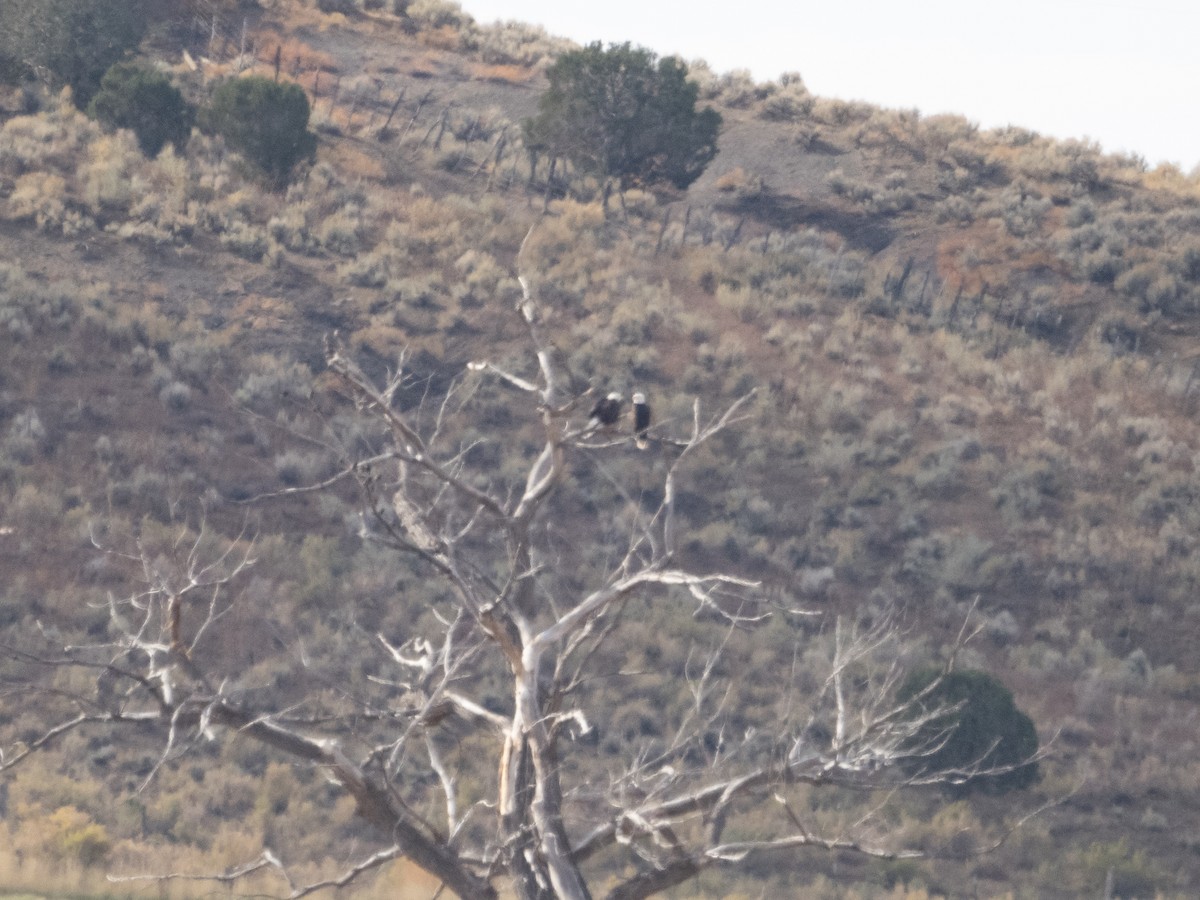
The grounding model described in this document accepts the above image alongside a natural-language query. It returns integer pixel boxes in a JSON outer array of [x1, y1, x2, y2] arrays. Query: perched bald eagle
[[589, 392, 623, 429], [632, 392, 651, 449]]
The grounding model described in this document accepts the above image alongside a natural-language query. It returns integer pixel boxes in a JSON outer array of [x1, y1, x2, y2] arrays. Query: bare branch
[[468, 359, 539, 393], [285, 845, 403, 898], [326, 337, 509, 521], [236, 453, 391, 504], [1, 712, 101, 773], [537, 569, 759, 649], [108, 848, 293, 891], [706, 832, 921, 863]]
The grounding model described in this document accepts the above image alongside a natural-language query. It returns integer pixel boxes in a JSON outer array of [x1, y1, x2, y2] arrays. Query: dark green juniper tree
[[202, 76, 317, 187], [525, 42, 721, 195], [88, 63, 194, 157], [899, 667, 1040, 795]]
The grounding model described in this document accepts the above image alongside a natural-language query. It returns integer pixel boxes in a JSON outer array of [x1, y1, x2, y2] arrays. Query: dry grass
[[469, 61, 536, 85], [251, 30, 340, 74], [325, 141, 386, 180], [418, 24, 462, 51]]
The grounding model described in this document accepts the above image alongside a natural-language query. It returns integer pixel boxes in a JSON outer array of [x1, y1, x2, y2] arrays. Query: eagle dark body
[[632, 392, 651, 449], [589, 392, 623, 428]]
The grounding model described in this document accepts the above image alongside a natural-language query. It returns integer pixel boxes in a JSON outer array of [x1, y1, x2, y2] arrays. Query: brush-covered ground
[[3, 1, 1200, 896]]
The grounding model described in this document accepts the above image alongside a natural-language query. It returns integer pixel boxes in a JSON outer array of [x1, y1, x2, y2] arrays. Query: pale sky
[[458, 0, 1199, 171]]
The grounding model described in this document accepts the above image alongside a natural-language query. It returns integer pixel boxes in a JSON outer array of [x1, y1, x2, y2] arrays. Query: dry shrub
[[339, 250, 387, 287], [419, 25, 461, 51], [921, 113, 979, 150], [453, 248, 507, 295], [715, 282, 759, 323], [0, 92, 95, 175], [316, 206, 365, 254], [757, 76, 813, 122], [469, 62, 534, 85], [336, 135, 386, 174], [406, 0, 473, 29], [6, 172, 69, 230], [404, 50, 443, 79], [339, 204, 465, 283], [350, 322, 409, 356], [252, 31, 339, 74], [811, 96, 874, 127], [220, 221, 269, 260], [715, 168, 763, 200], [78, 131, 144, 215], [713, 69, 768, 108], [120, 171, 197, 241], [554, 197, 606, 232], [268, 202, 319, 254], [326, 142, 385, 180], [1143, 161, 1200, 195], [14, 805, 110, 867], [474, 19, 571, 67], [0, 115, 68, 175]]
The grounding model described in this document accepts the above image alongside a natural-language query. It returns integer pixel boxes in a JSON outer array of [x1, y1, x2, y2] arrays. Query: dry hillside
[[3, 1, 1200, 897]]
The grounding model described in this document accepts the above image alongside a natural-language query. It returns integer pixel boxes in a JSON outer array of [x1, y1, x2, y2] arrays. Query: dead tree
[[0, 249, 1041, 898]]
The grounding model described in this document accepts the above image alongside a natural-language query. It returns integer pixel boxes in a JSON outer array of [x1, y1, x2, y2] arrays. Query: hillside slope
[[3, 1, 1200, 896]]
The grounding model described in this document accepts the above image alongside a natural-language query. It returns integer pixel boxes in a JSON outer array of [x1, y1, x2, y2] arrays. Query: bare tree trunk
[[379, 88, 406, 134], [210, 702, 498, 900], [654, 208, 671, 255]]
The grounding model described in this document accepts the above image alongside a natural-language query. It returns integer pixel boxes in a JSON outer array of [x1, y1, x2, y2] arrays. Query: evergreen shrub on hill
[[88, 63, 194, 157], [898, 667, 1040, 795], [525, 42, 721, 192], [201, 76, 316, 187]]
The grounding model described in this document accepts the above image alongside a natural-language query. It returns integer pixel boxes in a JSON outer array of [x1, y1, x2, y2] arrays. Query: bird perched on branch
[[632, 392, 652, 449], [588, 392, 623, 429]]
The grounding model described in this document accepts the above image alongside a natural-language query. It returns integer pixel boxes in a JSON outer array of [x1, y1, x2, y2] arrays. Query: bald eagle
[[632, 392, 651, 449], [589, 392, 623, 429]]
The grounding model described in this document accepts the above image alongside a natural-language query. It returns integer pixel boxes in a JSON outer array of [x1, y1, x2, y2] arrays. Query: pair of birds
[[589, 391, 651, 449]]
